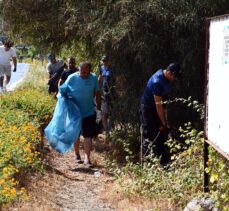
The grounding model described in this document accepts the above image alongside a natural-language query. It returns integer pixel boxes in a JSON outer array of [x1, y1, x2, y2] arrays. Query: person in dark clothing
[[98, 55, 114, 133], [140, 63, 181, 165], [58, 57, 78, 86], [47, 54, 65, 95]]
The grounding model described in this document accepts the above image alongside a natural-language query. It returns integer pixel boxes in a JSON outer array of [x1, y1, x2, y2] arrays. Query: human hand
[[13, 67, 17, 72]]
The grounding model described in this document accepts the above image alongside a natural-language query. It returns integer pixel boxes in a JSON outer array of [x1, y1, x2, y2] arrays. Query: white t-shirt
[[0, 46, 17, 66]]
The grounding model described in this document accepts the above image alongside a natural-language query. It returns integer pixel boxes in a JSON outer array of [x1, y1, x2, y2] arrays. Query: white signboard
[[206, 15, 229, 159]]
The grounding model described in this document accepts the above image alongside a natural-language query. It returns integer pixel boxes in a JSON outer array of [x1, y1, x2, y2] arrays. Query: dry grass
[[100, 182, 180, 211], [18, 61, 48, 90]]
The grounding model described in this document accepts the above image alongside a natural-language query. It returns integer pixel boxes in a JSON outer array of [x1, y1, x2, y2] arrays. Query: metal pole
[[140, 125, 143, 167], [204, 141, 209, 192], [203, 17, 210, 193]]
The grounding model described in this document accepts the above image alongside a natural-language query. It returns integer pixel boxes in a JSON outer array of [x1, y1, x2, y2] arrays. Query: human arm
[[58, 79, 63, 87], [47, 65, 52, 79], [98, 74, 103, 87], [98, 64, 103, 87], [12, 57, 17, 72], [95, 91, 101, 111], [58, 71, 66, 87], [11, 47, 17, 72], [94, 75, 101, 110], [154, 95, 167, 129]]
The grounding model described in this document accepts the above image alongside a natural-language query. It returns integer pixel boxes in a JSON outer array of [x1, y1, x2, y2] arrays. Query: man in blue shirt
[[98, 55, 114, 133], [140, 63, 181, 164], [63, 61, 101, 167]]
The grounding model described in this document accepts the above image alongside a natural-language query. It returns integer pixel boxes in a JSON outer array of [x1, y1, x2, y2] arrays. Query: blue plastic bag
[[45, 93, 82, 153]]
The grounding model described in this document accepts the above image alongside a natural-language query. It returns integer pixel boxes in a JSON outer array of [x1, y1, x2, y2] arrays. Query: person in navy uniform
[[140, 63, 181, 164], [98, 55, 114, 133]]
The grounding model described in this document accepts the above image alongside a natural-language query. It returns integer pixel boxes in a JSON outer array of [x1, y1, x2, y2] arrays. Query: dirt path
[[5, 136, 115, 211]]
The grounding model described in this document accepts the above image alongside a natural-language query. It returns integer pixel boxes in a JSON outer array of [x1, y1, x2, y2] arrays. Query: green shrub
[[0, 108, 42, 203], [0, 89, 55, 129], [0, 64, 56, 203], [106, 99, 229, 209]]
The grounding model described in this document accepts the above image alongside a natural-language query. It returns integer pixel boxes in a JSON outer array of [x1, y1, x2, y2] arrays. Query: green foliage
[[107, 122, 204, 208], [107, 99, 229, 209], [0, 64, 56, 204], [206, 148, 229, 209], [2, 0, 229, 128], [0, 89, 55, 130], [2, 1, 229, 208], [0, 94, 43, 203], [0, 111, 41, 203], [107, 122, 141, 163]]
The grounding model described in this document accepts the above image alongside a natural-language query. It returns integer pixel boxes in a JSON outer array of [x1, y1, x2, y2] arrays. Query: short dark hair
[[3, 40, 13, 48], [47, 53, 56, 61], [68, 57, 76, 63], [80, 61, 92, 70]]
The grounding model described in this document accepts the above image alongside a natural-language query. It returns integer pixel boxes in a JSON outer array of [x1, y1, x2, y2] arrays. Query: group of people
[[0, 39, 182, 166], [47, 52, 181, 166], [47, 54, 114, 167], [0, 40, 17, 93]]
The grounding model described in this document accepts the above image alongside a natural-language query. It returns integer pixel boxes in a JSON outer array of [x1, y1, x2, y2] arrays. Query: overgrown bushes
[[106, 102, 229, 210]]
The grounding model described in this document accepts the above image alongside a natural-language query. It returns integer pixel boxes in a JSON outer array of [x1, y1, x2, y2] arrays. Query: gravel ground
[[5, 138, 115, 211]]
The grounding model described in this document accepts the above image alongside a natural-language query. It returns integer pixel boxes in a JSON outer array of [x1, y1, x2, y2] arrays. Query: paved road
[[6, 63, 30, 91]]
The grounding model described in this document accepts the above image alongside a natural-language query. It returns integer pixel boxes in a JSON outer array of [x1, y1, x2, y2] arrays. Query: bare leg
[[74, 140, 81, 160], [102, 113, 109, 132], [83, 137, 92, 164], [5, 75, 11, 85]]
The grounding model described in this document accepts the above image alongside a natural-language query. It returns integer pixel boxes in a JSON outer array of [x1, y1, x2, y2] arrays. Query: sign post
[[205, 14, 229, 191]]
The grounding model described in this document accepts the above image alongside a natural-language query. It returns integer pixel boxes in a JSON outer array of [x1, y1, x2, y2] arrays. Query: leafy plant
[[106, 98, 229, 209], [0, 65, 55, 204]]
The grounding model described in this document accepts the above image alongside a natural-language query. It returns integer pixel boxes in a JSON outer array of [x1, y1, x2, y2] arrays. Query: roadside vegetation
[[1, 0, 229, 209], [106, 102, 229, 210], [0, 64, 55, 204]]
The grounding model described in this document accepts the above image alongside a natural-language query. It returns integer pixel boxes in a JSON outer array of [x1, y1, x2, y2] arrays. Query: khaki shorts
[[0, 64, 11, 77]]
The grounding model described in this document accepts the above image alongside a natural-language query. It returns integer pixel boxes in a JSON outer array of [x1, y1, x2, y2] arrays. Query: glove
[[13, 67, 17, 72]]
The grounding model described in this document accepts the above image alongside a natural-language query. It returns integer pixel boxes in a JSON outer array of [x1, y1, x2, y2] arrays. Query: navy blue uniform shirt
[[141, 69, 172, 106], [61, 68, 79, 83]]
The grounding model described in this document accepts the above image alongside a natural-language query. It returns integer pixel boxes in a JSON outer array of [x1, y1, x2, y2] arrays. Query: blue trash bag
[[45, 93, 82, 153]]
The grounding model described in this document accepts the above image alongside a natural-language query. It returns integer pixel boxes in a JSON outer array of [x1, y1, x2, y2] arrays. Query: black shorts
[[82, 113, 97, 138]]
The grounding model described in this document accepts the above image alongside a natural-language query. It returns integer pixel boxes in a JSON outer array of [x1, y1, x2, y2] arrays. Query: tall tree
[[2, 0, 229, 127]]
